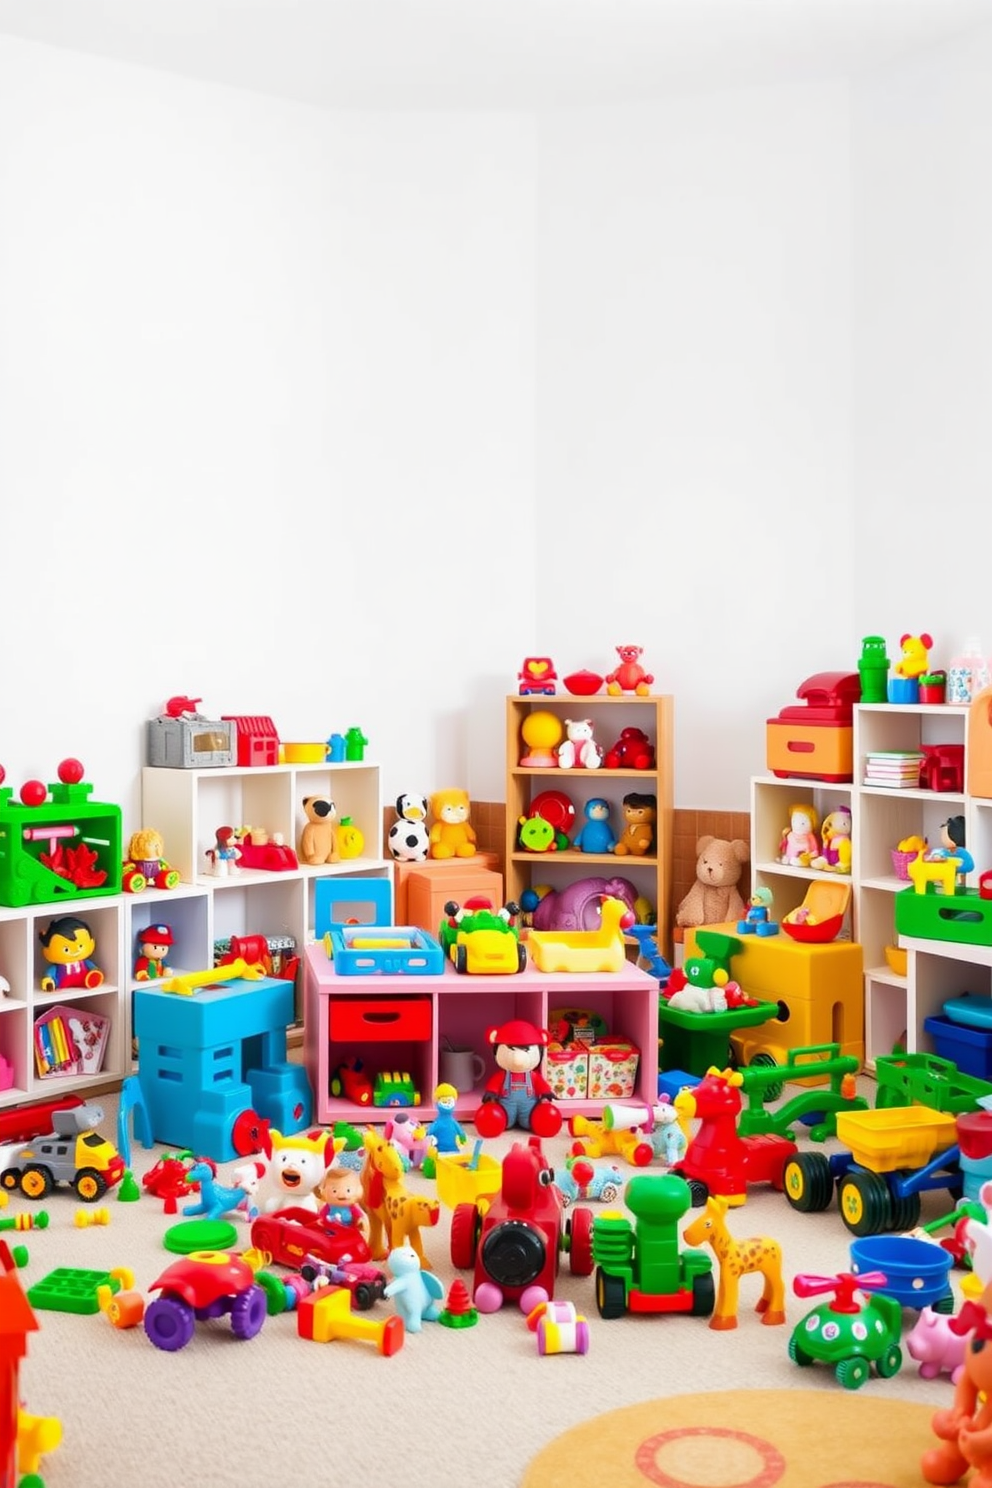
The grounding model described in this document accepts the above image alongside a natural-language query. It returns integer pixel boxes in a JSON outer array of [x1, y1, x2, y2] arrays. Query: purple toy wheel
[[144, 1294, 196, 1352], [230, 1284, 267, 1340]]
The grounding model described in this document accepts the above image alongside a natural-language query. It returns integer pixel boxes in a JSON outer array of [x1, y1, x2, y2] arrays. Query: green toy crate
[[0, 767, 123, 908], [895, 883, 992, 948], [658, 998, 780, 1078], [874, 1049, 992, 1114]]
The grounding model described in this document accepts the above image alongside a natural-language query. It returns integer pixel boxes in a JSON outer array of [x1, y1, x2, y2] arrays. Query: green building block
[[28, 1266, 121, 1315]]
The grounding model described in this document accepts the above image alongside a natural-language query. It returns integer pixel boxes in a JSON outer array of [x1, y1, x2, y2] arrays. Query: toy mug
[[439, 1048, 486, 1092]]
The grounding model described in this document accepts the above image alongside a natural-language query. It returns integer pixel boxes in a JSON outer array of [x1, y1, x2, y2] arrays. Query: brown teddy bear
[[675, 835, 750, 928], [299, 796, 340, 865], [613, 792, 657, 857]]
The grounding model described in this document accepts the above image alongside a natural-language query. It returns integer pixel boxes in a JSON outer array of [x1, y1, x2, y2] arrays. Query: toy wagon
[[434, 1147, 502, 1209], [835, 1107, 958, 1173]]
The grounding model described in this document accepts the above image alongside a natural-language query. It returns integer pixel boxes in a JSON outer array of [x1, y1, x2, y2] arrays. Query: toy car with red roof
[[251, 1205, 372, 1271]]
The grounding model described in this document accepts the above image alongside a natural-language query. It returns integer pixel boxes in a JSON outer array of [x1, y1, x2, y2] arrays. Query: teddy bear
[[612, 792, 657, 857], [299, 796, 340, 865], [675, 835, 750, 929], [429, 788, 477, 858], [603, 727, 655, 770], [556, 718, 604, 770]]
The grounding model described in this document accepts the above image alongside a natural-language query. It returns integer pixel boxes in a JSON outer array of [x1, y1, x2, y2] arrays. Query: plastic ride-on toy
[[450, 1136, 593, 1312], [788, 1270, 903, 1389], [144, 1249, 268, 1351]]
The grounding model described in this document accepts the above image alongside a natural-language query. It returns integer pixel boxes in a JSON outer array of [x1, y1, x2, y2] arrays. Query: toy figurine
[[605, 645, 654, 696], [518, 657, 558, 696], [929, 815, 975, 885], [298, 797, 340, 866], [134, 924, 174, 980], [38, 915, 104, 992], [779, 804, 819, 867], [613, 793, 656, 858], [810, 808, 852, 874], [922, 1278, 992, 1486], [314, 1163, 370, 1242], [682, 1194, 786, 1332], [429, 788, 476, 859], [425, 1084, 467, 1154], [519, 711, 564, 767], [384, 1243, 444, 1333], [474, 1018, 562, 1139], [387, 793, 430, 862], [556, 719, 603, 770], [122, 828, 180, 893], [737, 887, 778, 936], [572, 798, 616, 854], [205, 826, 241, 876]]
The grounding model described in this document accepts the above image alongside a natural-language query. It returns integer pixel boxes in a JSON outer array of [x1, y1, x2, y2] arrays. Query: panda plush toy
[[388, 793, 431, 862]]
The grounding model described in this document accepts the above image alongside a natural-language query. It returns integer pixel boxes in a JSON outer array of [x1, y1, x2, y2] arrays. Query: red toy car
[[144, 1250, 267, 1351], [251, 1206, 372, 1271], [450, 1136, 594, 1312], [299, 1253, 387, 1311]]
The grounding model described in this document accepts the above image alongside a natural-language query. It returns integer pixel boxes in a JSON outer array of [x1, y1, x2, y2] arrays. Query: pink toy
[[605, 646, 654, 697], [908, 1306, 969, 1385], [779, 804, 820, 867]]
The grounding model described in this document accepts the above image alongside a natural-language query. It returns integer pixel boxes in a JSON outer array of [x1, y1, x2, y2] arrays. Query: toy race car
[[251, 1206, 372, 1271]]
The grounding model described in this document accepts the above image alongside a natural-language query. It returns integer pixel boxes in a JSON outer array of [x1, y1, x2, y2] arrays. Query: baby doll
[[779, 804, 820, 867], [315, 1164, 370, 1241]]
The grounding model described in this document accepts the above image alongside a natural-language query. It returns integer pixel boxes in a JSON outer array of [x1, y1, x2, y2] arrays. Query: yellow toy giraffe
[[682, 1193, 786, 1331]]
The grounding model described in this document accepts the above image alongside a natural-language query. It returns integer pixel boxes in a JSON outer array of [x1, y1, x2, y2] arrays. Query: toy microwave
[[766, 672, 861, 783]]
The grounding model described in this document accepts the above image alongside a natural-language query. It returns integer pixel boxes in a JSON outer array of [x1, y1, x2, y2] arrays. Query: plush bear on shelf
[[675, 835, 750, 929]]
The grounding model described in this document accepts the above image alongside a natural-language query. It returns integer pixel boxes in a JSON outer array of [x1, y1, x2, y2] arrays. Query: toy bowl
[[282, 742, 326, 763], [563, 670, 604, 697], [884, 945, 908, 976], [780, 913, 845, 944]]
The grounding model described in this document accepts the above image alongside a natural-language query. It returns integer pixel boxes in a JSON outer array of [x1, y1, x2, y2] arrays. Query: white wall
[[534, 82, 857, 807], [2, 27, 991, 835], [851, 23, 992, 652], [0, 35, 538, 830]]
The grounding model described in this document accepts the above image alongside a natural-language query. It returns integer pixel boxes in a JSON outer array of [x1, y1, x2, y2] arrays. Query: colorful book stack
[[34, 1003, 109, 1079], [863, 750, 924, 788]]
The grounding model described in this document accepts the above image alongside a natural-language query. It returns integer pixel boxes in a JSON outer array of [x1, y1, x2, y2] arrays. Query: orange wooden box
[[766, 671, 859, 784], [405, 864, 503, 938]]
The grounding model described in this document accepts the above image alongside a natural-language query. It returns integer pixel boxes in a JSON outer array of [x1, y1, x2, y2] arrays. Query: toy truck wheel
[[876, 1343, 903, 1379], [839, 1169, 891, 1237], [353, 1282, 377, 1312], [686, 1178, 709, 1208], [691, 1270, 716, 1317], [566, 1206, 594, 1276], [784, 1153, 833, 1213], [74, 1169, 107, 1202], [450, 1202, 481, 1269], [836, 1356, 869, 1390], [123, 869, 147, 892], [230, 1284, 267, 1340], [0, 1170, 19, 1193], [19, 1165, 53, 1200], [595, 1267, 627, 1319], [144, 1294, 197, 1351], [455, 946, 469, 974], [890, 1187, 921, 1234], [747, 1052, 783, 1102], [788, 1334, 814, 1367], [516, 943, 527, 972]]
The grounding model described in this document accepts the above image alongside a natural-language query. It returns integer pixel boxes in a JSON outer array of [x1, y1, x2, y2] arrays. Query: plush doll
[[675, 836, 750, 929], [811, 808, 852, 874], [613, 793, 656, 858], [429, 788, 477, 858], [387, 793, 430, 862], [473, 1018, 562, 1139], [572, 798, 616, 854], [779, 805, 819, 867]]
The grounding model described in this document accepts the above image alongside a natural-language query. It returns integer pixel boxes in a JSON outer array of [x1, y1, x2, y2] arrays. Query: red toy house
[[222, 716, 281, 768]]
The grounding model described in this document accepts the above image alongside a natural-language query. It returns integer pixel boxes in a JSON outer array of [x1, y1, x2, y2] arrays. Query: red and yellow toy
[[474, 1019, 562, 1139], [924, 1279, 992, 1486]]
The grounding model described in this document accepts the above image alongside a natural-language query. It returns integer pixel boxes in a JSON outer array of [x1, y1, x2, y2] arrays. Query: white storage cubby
[[750, 701, 991, 1069]]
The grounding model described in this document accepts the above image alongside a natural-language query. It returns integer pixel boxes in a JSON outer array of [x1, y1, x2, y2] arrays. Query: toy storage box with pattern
[[587, 1038, 640, 1099], [544, 1041, 590, 1098]]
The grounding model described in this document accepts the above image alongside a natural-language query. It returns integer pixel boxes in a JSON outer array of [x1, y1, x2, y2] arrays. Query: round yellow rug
[[521, 1388, 934, 1488]]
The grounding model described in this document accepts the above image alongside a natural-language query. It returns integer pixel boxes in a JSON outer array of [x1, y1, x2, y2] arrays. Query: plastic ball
[[58, 758, 85, 784], [20, 780, 47, 807], [520, 711, 564, 752]]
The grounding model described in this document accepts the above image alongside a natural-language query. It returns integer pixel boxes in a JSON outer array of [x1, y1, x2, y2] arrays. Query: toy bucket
[[919, 673, 947, 705], [887, 677, 920, 704], [891, 849, 918, 881]]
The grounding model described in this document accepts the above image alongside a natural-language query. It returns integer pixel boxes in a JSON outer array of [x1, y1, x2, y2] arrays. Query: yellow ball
[[521, 711, 564, 751]]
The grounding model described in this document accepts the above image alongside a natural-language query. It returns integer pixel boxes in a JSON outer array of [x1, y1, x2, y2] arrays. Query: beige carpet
[[9, 1080, 961, 1488], [521, 1389, 936, 1488]]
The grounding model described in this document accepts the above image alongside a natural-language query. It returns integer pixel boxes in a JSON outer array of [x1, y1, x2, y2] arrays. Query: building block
[[27, 1267, 121, 1316], [134, 975, 312, 1162]]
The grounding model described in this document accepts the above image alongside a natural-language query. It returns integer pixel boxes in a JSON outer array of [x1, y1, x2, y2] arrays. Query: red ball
[[58, 758, 85, 784], [20, 780, 47, 807]]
